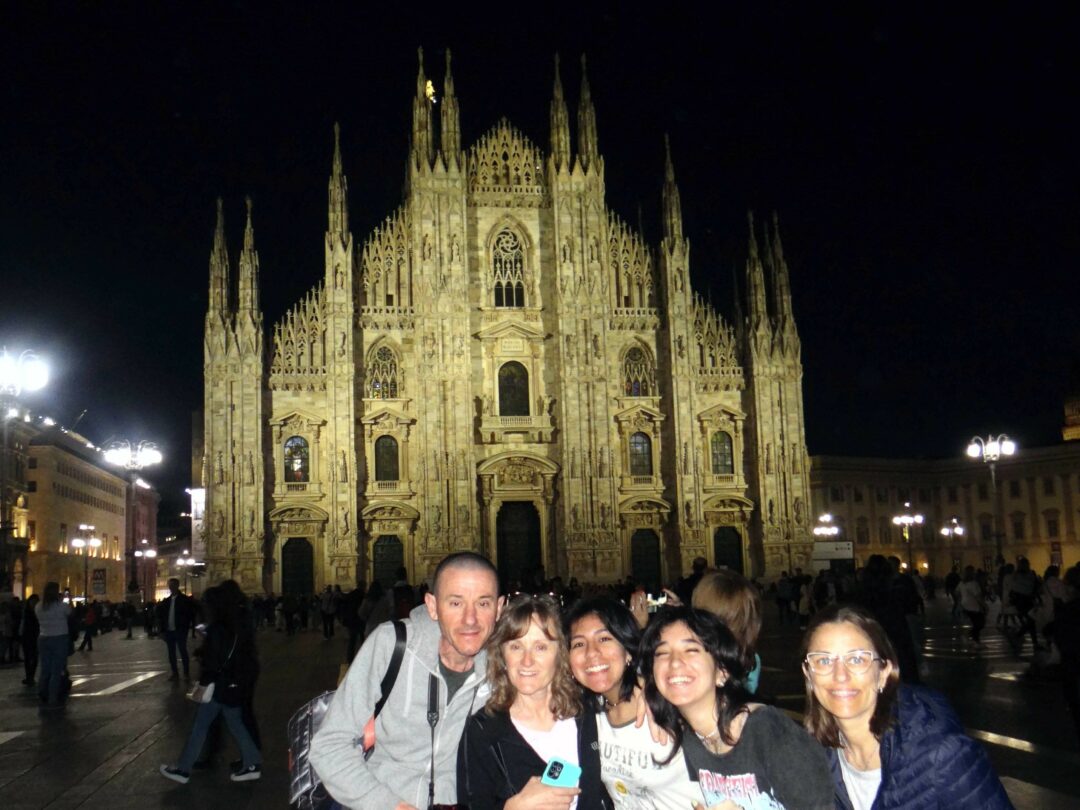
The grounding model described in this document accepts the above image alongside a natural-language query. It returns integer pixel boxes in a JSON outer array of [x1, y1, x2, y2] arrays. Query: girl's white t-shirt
[[596, 712, 702, 810]]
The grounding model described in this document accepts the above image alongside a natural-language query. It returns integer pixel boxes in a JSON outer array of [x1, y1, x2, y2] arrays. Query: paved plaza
[[0, 597, 1077, 809]]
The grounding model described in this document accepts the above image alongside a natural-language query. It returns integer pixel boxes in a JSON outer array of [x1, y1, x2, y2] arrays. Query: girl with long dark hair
[[565, 596, 698, 810], [641, 606, 831, 809]]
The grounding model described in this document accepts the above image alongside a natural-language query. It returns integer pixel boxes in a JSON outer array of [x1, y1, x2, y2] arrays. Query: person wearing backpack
[[309, 552, 504, 809]]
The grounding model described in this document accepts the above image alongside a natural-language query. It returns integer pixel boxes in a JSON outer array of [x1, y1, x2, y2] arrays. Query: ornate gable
[[467, 119, 547, 207], [270, 285, 326, 390], [693, 295, 743, 392]]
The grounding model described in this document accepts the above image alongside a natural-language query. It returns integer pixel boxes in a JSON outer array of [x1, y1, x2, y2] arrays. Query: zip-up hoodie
[[310, 604, 490, 808]]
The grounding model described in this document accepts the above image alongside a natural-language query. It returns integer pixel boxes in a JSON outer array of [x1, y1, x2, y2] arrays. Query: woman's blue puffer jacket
[[827, 684, 1013, 809]]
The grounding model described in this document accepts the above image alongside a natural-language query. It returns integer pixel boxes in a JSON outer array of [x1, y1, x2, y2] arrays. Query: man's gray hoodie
[[309, 603, 490, 808]]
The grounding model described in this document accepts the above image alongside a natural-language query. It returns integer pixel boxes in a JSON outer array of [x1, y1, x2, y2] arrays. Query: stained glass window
[[711, 432, 734, 475], [498, 361, 529, 416], [629, 432, 652, 476], [374, 435, 399, 481], [284, 436, 310, 482]]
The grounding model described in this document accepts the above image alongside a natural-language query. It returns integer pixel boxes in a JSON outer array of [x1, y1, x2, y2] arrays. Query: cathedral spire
[[576, 54, 599, 171], [661, 134, 684, 243], [440, 48, 461, 166], [328, 122, 349, 244], [770, 211, 798, 347], [550, 53, 571, 171], [208, 197, 230, 315], [411, 46, 435, 171], [746, 211, 769, 334], [237, 196, 260, 316]]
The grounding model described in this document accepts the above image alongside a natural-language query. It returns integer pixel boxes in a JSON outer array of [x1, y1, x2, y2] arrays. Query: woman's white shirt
[[837, 748, 881, 810], [596, 711, 701, 810]]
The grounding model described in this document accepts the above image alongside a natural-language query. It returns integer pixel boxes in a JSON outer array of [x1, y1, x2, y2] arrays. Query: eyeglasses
[[803, 650, 883, 676]]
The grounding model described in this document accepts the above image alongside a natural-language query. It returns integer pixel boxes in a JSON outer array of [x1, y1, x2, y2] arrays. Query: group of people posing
[[309, 552, 1014, 810]]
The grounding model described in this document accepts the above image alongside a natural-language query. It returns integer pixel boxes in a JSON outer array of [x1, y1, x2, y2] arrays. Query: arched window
[[711, 431, 734, 475], [374, 436, 399, 481], [492, 229, 525, 308], [498, 361, 530, 416], [284, 436, 310, 482], [367, 346, 399, 398], [629, 432, 652, 476], [623, 347, 654, 397]]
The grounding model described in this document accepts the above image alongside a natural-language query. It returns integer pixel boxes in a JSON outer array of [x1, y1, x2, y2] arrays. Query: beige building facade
[[200, 52, 813, 595], [809, 443, 1080, 575], [25, 432, 128, 602]]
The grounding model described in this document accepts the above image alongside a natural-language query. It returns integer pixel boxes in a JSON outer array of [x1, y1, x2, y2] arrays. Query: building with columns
[[199, 51, 813, 595]]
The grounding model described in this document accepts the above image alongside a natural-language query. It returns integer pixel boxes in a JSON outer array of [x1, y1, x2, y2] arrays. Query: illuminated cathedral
[[199, 51, 812, 594]]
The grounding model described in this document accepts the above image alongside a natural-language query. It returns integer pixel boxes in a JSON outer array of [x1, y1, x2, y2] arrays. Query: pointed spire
[[746, 211, 769, 332], [411, 46, 435, 170], [208, 198, 230, 315], [549, 53, 571, 170], [770, 211, 797, 331], [440, 48, 461, 163], [576, 54, 598, 171], [328, 122, 350, 242], [662, 134, 683, 242], [237, 196, 260, 317]]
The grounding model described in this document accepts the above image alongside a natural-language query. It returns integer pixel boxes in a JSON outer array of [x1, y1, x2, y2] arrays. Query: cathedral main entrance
[[713, 527, 744, 574], [496, 501, 541, 590], [630, 529, 662, 592], [372, 535, 404, 587], [281, 537, 314, 596]]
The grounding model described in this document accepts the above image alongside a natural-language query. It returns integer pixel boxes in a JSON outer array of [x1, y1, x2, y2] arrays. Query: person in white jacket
[[310, 552, 503, 809]]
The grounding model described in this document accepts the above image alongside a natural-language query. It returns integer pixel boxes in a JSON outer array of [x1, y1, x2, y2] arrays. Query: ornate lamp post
[[892, 502, 924, 572], [813, 513, 840, 538], [0, 348, 48, 592], [940, 517, 965, 540], [69, 523, 102, 602], [966, 434, 1016, 565], [134, 544, 158, 599], [104, 439, 162, 592]]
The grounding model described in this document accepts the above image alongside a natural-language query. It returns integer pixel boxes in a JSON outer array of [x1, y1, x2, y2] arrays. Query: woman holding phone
[[457, 595, 610, 810]]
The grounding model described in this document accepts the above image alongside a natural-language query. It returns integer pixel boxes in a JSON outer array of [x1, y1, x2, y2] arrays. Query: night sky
[[3, 5, 1077, 517]]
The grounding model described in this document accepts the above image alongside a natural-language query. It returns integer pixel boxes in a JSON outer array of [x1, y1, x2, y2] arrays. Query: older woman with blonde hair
[[457, 595, 610, 810], [801, 603, 1011, 809], [692, 569, 764, 693]]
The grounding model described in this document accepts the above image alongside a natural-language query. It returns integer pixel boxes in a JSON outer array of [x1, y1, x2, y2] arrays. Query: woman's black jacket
[[457, 708, 611, 810], [196, 619, 257, 706]]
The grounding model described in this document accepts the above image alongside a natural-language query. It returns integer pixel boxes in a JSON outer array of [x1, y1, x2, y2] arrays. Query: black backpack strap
[[372, 620, 407, 720]]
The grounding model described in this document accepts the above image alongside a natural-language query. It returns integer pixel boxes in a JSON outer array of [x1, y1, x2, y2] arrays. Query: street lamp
[[134, 546, 158, 600], [103, 439, 162, 592], [892, 502, 924, 572], [966, 434, 1016, 565], [0, 348, 48, 592], [176, 551, 199, 594], [69, 524, 102, 602], [940, 517, 965, 539], [813, 513, 840, 537]]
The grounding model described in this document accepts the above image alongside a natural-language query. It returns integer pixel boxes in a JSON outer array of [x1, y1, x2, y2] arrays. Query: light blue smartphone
[[540, 757, 582, 788]]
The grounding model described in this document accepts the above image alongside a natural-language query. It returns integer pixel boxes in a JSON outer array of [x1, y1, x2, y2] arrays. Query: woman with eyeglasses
[[457, 595, 611, 810], [566, 597, 700, 810], [642, 606, 832, 809], [801, 604, 1012, 809]]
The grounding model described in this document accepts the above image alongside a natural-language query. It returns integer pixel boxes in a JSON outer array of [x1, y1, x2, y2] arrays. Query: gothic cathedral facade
[[200, 52, 813, 595]]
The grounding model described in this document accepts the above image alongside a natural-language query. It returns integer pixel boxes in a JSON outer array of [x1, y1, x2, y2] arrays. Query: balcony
[[704, 473, 738, 490], [274, 480, 323, 499], [480, 414, 554, 445], [621, 474, 660, 491], [365, 479, 413, 498]]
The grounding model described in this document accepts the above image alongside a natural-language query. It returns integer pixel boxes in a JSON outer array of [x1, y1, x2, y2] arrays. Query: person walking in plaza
[[309, 551, 504, 809], [20, 593, 40, 685], [1008, 557, 1041, 654], [157, 578, 196, 681], [319, 585, 336, 639], [957, 565, 987, 648], [76, 600, 97, 651], [640, 605, 833, 808], [801, 603, 1012, 809], [458, 594, 610, 810], [160, 586, 262, 784], [35, 582, 71, 708]]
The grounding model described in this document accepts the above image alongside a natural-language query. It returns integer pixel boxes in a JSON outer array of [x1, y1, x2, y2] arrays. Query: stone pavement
[[0, 596, 1077, 809], [0, 622, 341, 809]]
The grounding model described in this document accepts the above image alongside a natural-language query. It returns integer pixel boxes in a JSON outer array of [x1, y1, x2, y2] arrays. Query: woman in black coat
[[457, 595, 609, 810], [160, 586, 262, 785]]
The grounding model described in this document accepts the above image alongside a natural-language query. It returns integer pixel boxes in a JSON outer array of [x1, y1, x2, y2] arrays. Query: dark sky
[[2, 4, 1077, 517]]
